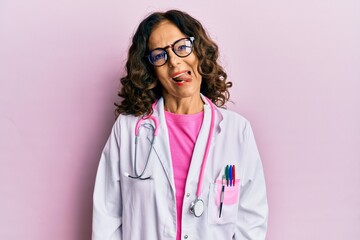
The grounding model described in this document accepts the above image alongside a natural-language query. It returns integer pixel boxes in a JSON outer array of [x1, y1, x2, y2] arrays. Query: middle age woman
[[93, 9, 268, 240]]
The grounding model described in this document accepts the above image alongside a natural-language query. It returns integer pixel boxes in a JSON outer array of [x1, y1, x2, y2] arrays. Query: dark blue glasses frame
[[147, 37, 195, 67]]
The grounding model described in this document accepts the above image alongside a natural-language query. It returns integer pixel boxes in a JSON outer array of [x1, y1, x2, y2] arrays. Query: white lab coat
[[92, 96, 268, 240]]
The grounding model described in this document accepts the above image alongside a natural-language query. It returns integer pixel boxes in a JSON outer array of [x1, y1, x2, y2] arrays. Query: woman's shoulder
[[217, 107, 250, 126], [111, 114, 139, 132], [115, 114, 138, 123], [216, 107, 256, 141]]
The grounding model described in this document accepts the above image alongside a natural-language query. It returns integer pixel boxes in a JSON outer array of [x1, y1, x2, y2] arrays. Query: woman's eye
[[176, 45, 187, 52], [152, 52, 166, 61]]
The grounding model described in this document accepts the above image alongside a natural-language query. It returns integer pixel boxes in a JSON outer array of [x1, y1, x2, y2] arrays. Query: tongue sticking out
[[173, 71, 191, 82]]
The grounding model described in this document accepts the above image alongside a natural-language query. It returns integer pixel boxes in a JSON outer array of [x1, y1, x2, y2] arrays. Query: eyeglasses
[[147, 37, 195, 67]]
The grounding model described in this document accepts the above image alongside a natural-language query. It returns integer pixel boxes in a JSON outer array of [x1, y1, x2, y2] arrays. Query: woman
[[92, 10, 268, 240]]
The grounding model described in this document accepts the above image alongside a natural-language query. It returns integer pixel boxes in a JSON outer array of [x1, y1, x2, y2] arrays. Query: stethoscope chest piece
[[190, 198, 204, 217]]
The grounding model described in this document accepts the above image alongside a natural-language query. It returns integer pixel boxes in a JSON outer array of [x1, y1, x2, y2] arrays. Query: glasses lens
[[173, 38, 193, 57], [149, 49, 167, 66]]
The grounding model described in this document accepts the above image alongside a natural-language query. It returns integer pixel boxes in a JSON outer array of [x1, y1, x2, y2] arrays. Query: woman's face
[[148, 20, 202, 105]]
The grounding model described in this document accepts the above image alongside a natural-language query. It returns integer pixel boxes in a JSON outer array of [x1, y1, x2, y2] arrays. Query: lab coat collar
[[151, 94, 224, 138]]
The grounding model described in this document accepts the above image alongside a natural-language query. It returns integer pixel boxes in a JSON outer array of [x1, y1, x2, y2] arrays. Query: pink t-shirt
[[165, 110, 204, 240]]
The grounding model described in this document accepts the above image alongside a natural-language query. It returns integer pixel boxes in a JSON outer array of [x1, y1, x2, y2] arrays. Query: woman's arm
[[92, 123, 122, 240], [234, 122, 269, 239]]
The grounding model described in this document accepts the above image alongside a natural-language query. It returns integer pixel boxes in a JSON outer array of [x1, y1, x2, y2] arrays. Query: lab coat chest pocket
[[122, 177, 155, 212], [208, 176, 241, 225]]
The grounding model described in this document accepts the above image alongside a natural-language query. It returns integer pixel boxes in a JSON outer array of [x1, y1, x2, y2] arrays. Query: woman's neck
[[163, 95, 204, 114]]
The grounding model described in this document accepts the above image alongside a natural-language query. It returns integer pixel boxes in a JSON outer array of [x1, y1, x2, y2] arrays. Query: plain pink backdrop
[[1, 0, 359, 239]]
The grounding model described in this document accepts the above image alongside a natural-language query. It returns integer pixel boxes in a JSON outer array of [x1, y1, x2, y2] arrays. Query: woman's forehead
[[148, 20, 187, 50]]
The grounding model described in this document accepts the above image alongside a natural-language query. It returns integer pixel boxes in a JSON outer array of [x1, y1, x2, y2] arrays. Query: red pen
[[232, 165, 236, 186]]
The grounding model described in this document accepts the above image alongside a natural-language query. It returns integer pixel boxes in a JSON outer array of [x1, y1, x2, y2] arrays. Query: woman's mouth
[[172, 71, 191, 83]]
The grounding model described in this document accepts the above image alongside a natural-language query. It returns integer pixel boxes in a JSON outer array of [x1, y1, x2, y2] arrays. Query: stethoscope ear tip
[[123, 172, 130, 177]]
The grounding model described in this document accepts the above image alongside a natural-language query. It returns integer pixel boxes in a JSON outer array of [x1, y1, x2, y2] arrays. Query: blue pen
[[229, 165, 232, 187]]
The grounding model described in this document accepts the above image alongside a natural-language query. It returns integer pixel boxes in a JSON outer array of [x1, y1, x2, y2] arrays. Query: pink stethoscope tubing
[[195, 97, 215, 198]]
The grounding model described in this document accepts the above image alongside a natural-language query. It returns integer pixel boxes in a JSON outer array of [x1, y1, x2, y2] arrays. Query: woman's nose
[[167, 49, 181, 67]]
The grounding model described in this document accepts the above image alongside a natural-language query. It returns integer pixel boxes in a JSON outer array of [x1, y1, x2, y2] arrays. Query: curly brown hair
[[115, 10, 232, 117]]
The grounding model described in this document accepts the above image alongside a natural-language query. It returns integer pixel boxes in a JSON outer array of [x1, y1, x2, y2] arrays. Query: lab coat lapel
[[151, 98, 176, 194]]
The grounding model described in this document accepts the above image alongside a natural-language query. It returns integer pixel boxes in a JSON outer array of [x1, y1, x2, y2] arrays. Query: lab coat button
[[186, 193, 190, 197], [184, 235, 188, 239]]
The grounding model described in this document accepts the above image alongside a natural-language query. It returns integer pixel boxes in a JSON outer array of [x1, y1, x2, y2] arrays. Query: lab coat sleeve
[[92, 122, 122, 240], [234, 121, 268, 240]]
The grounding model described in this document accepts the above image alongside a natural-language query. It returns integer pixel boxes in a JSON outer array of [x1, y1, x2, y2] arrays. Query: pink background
[[1, 0, 359, 239]]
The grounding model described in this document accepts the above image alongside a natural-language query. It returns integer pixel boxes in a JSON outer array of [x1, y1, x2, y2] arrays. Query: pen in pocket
[[219, 175, 226, 218]]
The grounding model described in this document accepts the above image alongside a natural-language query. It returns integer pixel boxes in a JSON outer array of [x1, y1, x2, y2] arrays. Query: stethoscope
[[125, 97, 215, 218]]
